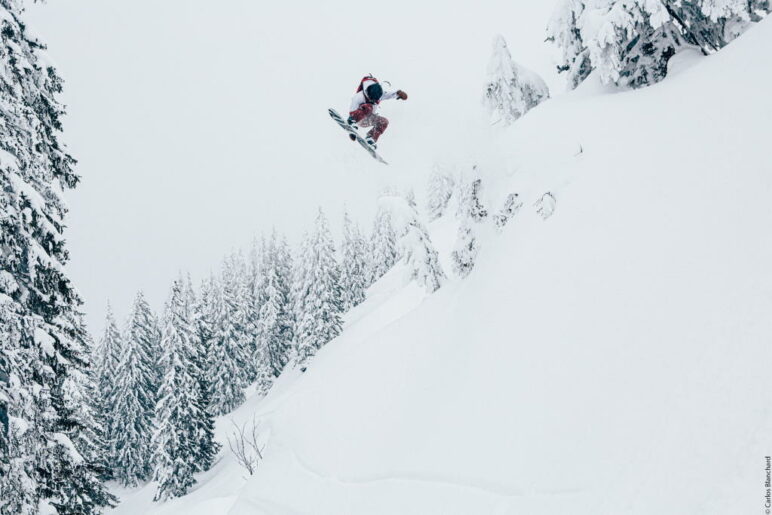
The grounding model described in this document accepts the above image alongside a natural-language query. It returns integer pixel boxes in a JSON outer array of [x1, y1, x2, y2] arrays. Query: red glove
[[397, 90, 408, 100]]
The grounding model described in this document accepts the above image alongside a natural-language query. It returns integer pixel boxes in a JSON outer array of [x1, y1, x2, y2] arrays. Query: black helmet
[[365, 83, 383, 102]]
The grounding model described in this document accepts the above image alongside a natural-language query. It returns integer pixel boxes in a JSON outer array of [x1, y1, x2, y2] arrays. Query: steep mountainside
[[114, 17, 772, 515]]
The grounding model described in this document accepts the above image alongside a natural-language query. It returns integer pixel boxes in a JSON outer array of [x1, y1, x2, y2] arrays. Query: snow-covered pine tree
[[426, 166, 456, 221], [452, 177, 489, 278], [368, 206, 398, 285], [94, 305, 123, 445], [152, 279, 204, 501], [546, 0, 593, 89], [182, 273, 197, 320], [208, 262, 247, 415], [246, 238, 264, 375], [289, 233, 310, 368], [385, 197, 446, 293], [251, 237, 273, 391], [550, 0, 681, 89], [339, 211, 369, 311], [76, 328, 114, 487], [484, 34, 549, 124], [666, 0, 770, 50], [0, 3, 116, 508], [276, 235, 296, 342], [293, 209, 343, 368], [190, 278, 219, 472], [231, 252, 259, 383], [548, 0, 770, 90], [109, 292, 158, 486], [0, 298, 41, 513], [47, 311, 118, 513], [256, 232, 295, 383]]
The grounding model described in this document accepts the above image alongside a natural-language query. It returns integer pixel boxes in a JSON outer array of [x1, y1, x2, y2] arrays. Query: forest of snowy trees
[[1, 0, 770, 512], [87, 167, 519, 504], [90, 206, 398, 501], [547, 0, 772, 89]]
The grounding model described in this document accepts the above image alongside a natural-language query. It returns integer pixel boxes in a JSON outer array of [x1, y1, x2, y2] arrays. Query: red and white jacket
[[349, 76, 398, 113]]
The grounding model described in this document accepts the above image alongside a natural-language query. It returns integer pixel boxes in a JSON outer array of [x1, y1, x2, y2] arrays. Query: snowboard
[[328, 108, 388, 165]]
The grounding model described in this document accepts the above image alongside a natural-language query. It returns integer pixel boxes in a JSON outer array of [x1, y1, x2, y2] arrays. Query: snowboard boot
[[366, 136, 377, 149]]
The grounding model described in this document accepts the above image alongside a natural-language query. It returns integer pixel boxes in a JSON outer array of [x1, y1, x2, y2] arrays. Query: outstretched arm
[[382, 89, 408, 101]]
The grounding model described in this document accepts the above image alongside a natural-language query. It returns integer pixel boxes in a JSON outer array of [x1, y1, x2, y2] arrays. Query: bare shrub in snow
[[536, 192, 557, 220], [227, 417, 264, 476]]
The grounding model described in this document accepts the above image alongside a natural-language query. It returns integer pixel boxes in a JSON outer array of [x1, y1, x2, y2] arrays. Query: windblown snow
[[108, 15, 772, 515]]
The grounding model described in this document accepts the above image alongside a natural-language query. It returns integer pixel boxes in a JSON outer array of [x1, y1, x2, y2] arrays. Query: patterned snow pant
[[349, 103, 389, 141]]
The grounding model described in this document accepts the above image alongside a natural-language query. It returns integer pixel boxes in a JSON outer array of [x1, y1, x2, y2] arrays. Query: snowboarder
[[346, 75, 408, 148]]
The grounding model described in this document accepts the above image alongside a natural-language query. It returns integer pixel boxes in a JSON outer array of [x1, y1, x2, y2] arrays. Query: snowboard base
[[328, 108, 388, 165]]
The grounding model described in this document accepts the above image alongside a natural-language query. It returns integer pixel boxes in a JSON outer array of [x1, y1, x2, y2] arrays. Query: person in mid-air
[[347, 75, 408, 149]]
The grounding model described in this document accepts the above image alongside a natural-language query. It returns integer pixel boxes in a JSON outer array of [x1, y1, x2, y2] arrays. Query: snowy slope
[[113, 18, 772, 515]]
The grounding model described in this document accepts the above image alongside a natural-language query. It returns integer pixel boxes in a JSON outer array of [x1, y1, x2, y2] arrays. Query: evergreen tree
[[94, 304, 123, 483], [50, 312, 117, 513], [452, 178, 489, 278], [151, 280, 203, 501], [208, 264, 247, 415], [231, 252, 259, 383], [245, 238, 265, 378], [95, 305, 123, 433], [0, 2, 116, 508], [0, 299, 44, 513], [368, 206, 398, 285], [391, 198, 446, 293], [190, 278, 220, 472], [547, 0, 593, 89], [484, 34, 549, 125], [289, 233, 310, 367], [110, 292, 157, 486], [547, 0, 770, 90], [251, 238, 273, 391], [426, 166, 455, 221], [666, 0, 770, 49], [339, 212, 369, 311], [294, 210, 344, 368], [257, 232, 295, 382]]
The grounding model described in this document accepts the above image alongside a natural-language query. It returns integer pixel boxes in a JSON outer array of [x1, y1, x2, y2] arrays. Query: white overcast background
[[26, 0, 559, 332]]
